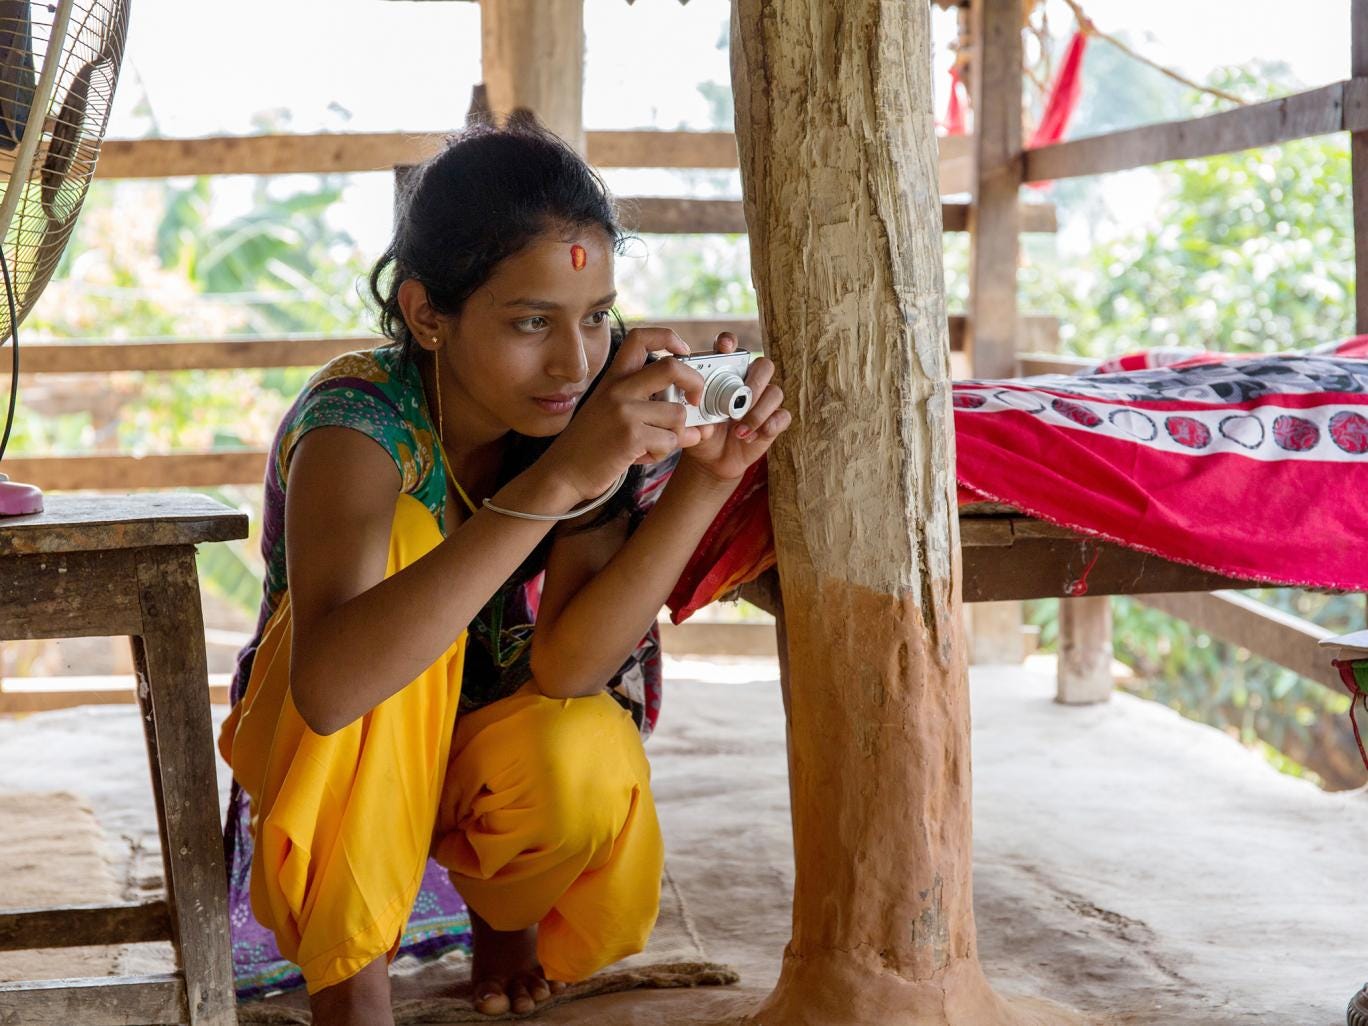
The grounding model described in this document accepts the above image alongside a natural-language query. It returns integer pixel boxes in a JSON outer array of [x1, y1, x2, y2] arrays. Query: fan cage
[[0, 0, 130, 345]]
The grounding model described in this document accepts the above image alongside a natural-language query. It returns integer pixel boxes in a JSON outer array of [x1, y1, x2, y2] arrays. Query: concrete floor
[[0, 655, 1364, 1025]]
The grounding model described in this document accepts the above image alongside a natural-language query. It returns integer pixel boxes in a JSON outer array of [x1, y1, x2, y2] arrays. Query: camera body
[[655, 350, 755, 427]]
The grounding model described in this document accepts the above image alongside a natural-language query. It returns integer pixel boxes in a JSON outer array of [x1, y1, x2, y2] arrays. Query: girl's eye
[[515, 316, 550, 332], [584, 310, 610, 327]]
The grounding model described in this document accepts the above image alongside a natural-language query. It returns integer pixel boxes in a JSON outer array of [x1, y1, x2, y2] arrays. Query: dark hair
[[368, 116, 641, 533], [369, 114, 625, 359]]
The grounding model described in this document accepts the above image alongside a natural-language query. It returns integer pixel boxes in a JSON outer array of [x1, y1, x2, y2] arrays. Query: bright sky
[[103, 0, 1348, 254]]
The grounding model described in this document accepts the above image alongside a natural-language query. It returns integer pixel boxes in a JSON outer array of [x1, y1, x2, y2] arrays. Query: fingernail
[[735, 426, 751, 439]]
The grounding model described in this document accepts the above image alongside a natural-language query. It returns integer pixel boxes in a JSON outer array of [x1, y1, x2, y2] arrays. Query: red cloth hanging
[[1028, 28, 1088, 149], [942, 64, 967, 136]]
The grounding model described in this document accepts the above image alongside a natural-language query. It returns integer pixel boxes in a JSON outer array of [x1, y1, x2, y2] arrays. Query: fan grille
[[0, 0, 130, 344]]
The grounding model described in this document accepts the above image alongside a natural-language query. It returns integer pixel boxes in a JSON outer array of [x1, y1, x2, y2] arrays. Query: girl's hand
[[682, 332, 791, 483], [543, 327, 709, 502]]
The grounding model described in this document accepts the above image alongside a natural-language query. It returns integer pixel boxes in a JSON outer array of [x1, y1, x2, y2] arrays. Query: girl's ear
[[397, 278, 445, 352]]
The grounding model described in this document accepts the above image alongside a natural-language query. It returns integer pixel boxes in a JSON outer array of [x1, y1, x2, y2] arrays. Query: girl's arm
[[529, 461, 738, 697], [285, 332, 709, 735], [530, 342, 789, 698], [285, 426, 578, 736]]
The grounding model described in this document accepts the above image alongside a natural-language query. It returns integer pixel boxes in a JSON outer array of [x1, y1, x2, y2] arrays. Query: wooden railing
[[962, 0, 1368, 774]]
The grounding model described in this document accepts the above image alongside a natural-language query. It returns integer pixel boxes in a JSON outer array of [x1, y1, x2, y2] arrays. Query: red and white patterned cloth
[[669, 337, 1368, 621]]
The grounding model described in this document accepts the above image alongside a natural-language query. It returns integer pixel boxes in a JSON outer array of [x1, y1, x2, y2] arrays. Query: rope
[[1059, 0, 1248, 107]]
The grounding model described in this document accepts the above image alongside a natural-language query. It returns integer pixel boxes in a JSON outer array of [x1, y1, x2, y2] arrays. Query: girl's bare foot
[[307, 954, 394, 1026], [470, 908, 567, 1016]]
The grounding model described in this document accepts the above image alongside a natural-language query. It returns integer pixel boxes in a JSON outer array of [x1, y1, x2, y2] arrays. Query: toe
[[508, 979, 535, 1015], [473, 980, 511, 1016], [523, 972, 551, 1004]]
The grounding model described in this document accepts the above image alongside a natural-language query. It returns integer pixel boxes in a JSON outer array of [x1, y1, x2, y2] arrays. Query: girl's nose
[[546, 327, 589, 382]]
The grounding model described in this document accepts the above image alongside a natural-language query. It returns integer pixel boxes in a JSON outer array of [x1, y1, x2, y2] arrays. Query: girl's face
[[441, 228, 617, 440]]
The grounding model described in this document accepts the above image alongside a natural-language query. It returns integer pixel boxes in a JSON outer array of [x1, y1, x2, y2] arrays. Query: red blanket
[[667, 338, 1368, 622]]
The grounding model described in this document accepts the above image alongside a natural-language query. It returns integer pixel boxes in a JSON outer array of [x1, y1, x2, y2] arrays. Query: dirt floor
[[0, 654, 1365, 1025]]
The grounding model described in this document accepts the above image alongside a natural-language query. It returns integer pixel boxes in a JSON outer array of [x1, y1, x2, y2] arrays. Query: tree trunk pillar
[[730, 2, 1078, 1023], [478, 0, 585, 153]]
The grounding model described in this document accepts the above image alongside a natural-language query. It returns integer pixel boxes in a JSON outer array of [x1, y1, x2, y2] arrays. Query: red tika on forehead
[[570, 244, 587, 271]]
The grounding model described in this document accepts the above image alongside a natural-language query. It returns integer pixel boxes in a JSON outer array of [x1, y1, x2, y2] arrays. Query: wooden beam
[[2, 452, 268, 490], [1136, 591, 1341, 692], [1018, 352, 1098, 376], [730, 0, 1050, 1020], [965, 0, 1026, 665], [18, 321, 767, 375], [479, 0, 585, 153], [0, 901, 171, 951], [967, 0, 1023, 379], [1056, 596, 1114, 704], [620, 197, 747, 234], [947, 314, 1057, 357], [1026, 81, 1368, 182], [943, 201, 1055, 232], [0, 974, 186, 1026], [1353, 5, 1368, 333], [93, 130, 977, 179]]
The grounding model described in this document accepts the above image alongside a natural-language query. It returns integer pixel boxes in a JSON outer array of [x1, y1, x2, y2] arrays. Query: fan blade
[[42, 58, 95, 223], [0, 0, 35, 153]]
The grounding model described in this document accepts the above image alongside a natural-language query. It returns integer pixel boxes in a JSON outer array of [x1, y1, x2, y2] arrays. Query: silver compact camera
[[654, 350, 755, 427]]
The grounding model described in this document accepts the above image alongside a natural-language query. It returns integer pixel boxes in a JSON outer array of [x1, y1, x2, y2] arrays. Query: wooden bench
[[0, 494, 247, 1026]]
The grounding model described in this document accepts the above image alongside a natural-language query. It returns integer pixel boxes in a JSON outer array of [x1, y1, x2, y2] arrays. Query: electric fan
[[0, 0, 131, 516]]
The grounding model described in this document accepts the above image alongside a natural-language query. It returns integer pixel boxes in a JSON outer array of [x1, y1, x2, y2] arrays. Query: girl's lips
[[532, 393, 581, 415]]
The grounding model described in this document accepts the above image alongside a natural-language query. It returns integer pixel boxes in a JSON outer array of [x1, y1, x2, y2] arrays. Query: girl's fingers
[[715, 331, 738, 353], [635, 424, 687, 463], [610, 326, 691, 377], [736, 384, 784, 438], [621, 355, 707, 405], [743, 356, 774, 393]]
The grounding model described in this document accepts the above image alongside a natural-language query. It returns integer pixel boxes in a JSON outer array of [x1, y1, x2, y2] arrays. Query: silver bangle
[[482, 469, 629, 522]]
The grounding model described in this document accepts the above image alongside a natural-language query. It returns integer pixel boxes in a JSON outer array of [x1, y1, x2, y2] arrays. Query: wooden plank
[[0, 973, 186, 1025], [948, 315, 1057, 359], [942, 201, 1056, 233], [132, 549, 236, 1026], [0, 901, 171, 951], [588, 130, 739, 169], [658, 620, 777, 658], [1354, 4, 1368, 332], [0, 549, 143, 640], [20, 321, 767, 374], [5, 451, 269, 490], [0, 494, 247, 555], [619, 196, 747, 234], [480, 0, 585, 153], [1136, 591, 1341, 691], [967, 0, 1023, 380], [20, 335, 369, 374], [1018, 352, 1098, 376], [962, 537, 1254, 602], [938, 132, 974, 194], [0, 682, 231, 713], [94, 129, 975, 179], [1056, 596, 1115, 704], [1026, 81, 1362, 182], [965, 0, 1025, 664], [95, 130, 734, 178]]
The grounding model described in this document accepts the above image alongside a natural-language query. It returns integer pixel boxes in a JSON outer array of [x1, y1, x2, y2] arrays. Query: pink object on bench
[[0, 476, 43, 516]]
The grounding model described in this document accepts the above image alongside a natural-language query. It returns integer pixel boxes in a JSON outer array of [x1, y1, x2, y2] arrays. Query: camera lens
[[701, 371, 753, 421]]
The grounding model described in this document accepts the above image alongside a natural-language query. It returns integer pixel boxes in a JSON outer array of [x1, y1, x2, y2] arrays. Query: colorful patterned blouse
[[223, 343, 671, 999]]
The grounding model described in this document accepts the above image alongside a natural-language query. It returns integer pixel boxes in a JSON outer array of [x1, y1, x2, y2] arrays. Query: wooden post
[[966, 0, 1027, 668], [1056, 595, 1114, 704], [478, 0, 585, 153], [731, 2, 1076, 1023], [1353, 0, 1368, 334]]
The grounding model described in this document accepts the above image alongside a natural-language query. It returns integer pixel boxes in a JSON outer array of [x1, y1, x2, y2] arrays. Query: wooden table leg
[[132, 545, 236, 1026]]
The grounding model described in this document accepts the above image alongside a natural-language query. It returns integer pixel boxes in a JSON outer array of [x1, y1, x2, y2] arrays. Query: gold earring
[[432, 345, 444, 446]]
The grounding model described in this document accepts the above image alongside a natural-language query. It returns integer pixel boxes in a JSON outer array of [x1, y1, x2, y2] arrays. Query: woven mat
[[237, 865, 738, 1023], [237, 961, 740, 1024], [0, 791, 122, 982]]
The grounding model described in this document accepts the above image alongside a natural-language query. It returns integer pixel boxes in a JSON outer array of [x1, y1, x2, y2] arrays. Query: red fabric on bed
[[667, 339, 1368, 622]]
